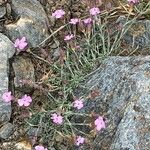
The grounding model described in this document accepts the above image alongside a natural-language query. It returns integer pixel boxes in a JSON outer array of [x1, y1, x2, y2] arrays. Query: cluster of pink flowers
[[2, 92, 105, 147], [49, 98, 106, 146], [52, 7, 100, 20], [13, 7, 101, 51], [2, 91, 32, 107], [52, 7, 101, 41], [94, 116, 106, 131], [50, 99, 83, 125]]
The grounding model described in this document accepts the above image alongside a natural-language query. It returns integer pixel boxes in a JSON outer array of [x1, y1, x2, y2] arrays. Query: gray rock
[[0, 33, 15, 124], [6, 3, 11, 16], [37, 0, 47, 6], [0, 6, 6, 18], [110, 93, 150, 150], [12, 56, 35, 93], [74, 56, 150, 150], [5, 0, 49, 48], [0, 123, 14, 139], [122, 19, 150, 49]]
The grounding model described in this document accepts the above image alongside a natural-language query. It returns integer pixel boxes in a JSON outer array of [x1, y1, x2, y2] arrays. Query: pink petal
[[55, 14, 62, 19], [2, 91, 12, 102], [101, 121, 106, 129], [73, 100, 83, 109], [2, 98, 11, 103], [52, 9, 65, 19], [24, 101, 31, 107], [35, 145, 45, 150], [94, 119, 99, 125], [76, 136, 85, 146], [57, 116, 63, 124], [51, 113, 57, 119], [90, 7, 100, 16], [18, 99, 24, 106], [24, 102, 30, 107], [96, 124, 102, 131], [94, 116, 106, 131], [18, 42, 28, 50], [23, 95, 32, 102], [27, 96, 32, 102]]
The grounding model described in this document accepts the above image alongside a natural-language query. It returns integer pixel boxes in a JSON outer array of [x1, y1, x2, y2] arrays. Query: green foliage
[[25, 1, 150, 148]]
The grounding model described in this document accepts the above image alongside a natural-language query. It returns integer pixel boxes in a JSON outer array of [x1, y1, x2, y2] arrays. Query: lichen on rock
[[74, 56, 150, 150]]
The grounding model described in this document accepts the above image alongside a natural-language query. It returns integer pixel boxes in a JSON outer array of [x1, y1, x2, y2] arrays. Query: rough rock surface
[[0, 33, 15, 140], [12, 56, 35, 93], [0, 6, 6, 18], [0, 141, 32, 150], [123, 19, 150, 49], [5, 0, 49, 48], [0, 33, 15, 124], [0, 123, 14, 139], [74, 56, 150, 150]]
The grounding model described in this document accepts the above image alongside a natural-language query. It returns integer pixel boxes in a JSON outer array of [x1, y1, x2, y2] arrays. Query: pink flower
[[14, 37, 28, 50], [51, 113, 63, 125], [2, 91, 13, 102], [73, 99, 83, 110], [35, 145, 47, 150], [69, 18, 80, 25], [89, 7, 100, 16], [76, 136, 85, 146], [18, 94, 32, 107], [64, 34, 74, 41], [94, 116, 106, 131], [83, 18, 92, 25], [127, 0, 139, 4], [52, 9, 65, 19]]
